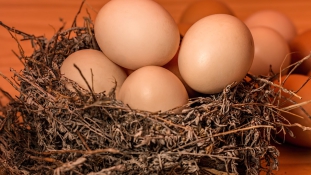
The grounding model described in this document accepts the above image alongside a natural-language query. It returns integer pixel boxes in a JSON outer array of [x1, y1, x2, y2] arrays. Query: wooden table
[[1, 0, 311, 174]]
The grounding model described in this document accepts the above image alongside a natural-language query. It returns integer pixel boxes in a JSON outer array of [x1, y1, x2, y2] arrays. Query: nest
[[0, 4, 307, 175]]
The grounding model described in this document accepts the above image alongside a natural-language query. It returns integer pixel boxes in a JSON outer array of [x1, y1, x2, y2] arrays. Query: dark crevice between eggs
[[0, 2, 311, 175]]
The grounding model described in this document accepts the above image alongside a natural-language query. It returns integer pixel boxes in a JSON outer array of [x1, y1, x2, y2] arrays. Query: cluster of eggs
[[61, 0, 255, 113], [60, 0, 311, 146]]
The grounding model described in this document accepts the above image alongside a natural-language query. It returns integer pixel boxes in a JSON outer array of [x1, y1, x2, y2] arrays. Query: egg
[[177, 23, 192, 37], [163, 48, 200, 98], [178, 14, 254, 94], [290, 29, 311, 75], [178, 0, 234, 36], [179, 0, 234, 24], [274, 74, 311, 147], [248, 26, 291, 76], [94, 0, 180, 70], [117, 66, 188, 112], [244, 10, 297, 42], [60, 49, 127, 95]]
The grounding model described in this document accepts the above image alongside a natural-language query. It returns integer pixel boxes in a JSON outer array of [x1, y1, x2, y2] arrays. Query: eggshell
[[163, 48, 200, 98], [94, 0, 180, 70], [178, 14, 254, 94], [179, 0, 234, 24], [249, 26, 291, 76], [117, 66, 188, 112], [274, 74, 311, 147], [244, 10, 297, 42], [60, 49, 127, 95], [177, 23, 192, 37], [290, 29, 311, 75]]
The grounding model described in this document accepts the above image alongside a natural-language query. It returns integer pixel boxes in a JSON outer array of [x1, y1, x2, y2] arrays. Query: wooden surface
[[0, 0, 311, 174]]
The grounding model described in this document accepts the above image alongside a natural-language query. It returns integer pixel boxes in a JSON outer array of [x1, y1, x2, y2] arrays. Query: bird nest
[[0, 5, 309, 175]]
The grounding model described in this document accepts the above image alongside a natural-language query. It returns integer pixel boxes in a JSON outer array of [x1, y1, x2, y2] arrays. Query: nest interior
[[0, 4, 305, 175]]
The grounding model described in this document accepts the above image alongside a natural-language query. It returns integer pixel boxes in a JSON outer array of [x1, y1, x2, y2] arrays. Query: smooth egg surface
[[249, 26, 291, 76], [177, 23, 192, 37], [117, 66, 188, 112], [60, 49, 127, 95], [94, 0, 180, 70], [178, 0, 234, 35], [244, 10, 297, 42], [178, 14, 254, 94], [275, 74, 311, 147], [163, 48, 200, 98], [179, 0, 234, 24]]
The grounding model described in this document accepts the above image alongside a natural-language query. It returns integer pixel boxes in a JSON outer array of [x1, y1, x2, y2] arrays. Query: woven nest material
[[0, 4, 308, 175]]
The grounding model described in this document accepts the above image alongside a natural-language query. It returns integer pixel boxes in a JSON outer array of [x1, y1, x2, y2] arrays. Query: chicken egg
[[290, 29, 311, 75], [94, 0, 180, 70], [60, 49, 127, 96], [178, 14, 254, 94], [177, 23, 192, 37], [244, 10, 297, 42], [179, 0, 234, 24], [178, 0, 234, 35], [117, 66, 188, 112], [163, 48, 200, 98], [249, 26, 291, 76], [275, 74, 311, 147]]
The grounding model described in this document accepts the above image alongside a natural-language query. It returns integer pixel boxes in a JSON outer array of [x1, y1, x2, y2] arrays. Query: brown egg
[[179, 0, 234, 24], [177, 23, 192, 37], [290, 29, 311, 75], [249, 26, 291, 76], [275, 74, 311, 147], [178, 14, 254, 94], [117, 66, 188, 112], [244, 10, 297, 42], [163, 48, 200, 98], [60, 49, 127, 95], [94, 0, 180, 70]]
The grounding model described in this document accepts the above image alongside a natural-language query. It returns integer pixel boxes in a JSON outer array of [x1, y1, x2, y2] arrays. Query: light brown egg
[[178, 14, 254, 94], [244, 10, 297, 42], [275, 74, 311, 147], [163, 48, 200, 98], [179, 0, 234, 24], [117, 66, 188, 112], [177, 23, 192, 37], [60, 49, 127, 96], [94, 0, 180, 70], [249, 26, 291, 76], [290, 29, 311, 75]]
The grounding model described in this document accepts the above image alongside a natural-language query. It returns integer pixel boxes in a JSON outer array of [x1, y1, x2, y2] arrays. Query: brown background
[[0, 0, 311, 174]]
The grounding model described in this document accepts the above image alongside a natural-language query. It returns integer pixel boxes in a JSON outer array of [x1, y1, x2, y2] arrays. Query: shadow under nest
[[0, 12, 301, 175]]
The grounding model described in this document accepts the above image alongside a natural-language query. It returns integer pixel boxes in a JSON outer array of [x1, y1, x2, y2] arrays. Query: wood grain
[[0, 0, 311, 174]]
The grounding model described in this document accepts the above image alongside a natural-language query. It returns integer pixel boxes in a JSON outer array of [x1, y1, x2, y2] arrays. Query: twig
[[0, 21, 35, 40], [87, 164, 126, 175], [281, 99, 311, 111], [26, 148, 120, 156], [256, 77, 302, 99], [71, 0, 86, 28], [212, 125, 275, 137], [76, 131, 91, 151], [73, 64, 97, 101], [0, 71, 22, 94]]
